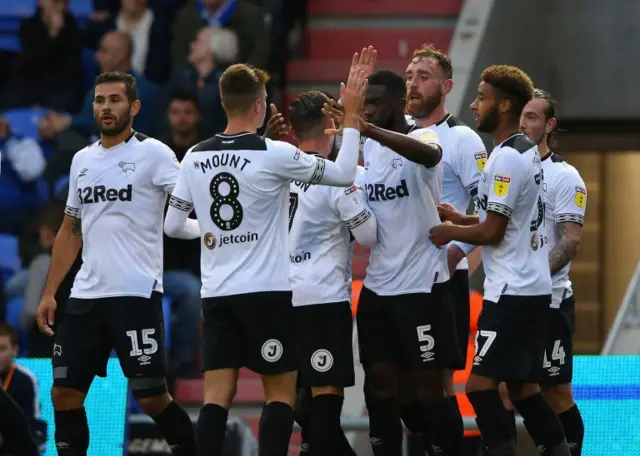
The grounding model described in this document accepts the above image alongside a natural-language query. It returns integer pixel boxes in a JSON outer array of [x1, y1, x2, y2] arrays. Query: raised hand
[[322, 99, 345, 136], [339, 59, 368, 130], [263, 103, 289, 140], [352, 46, 377, 79]]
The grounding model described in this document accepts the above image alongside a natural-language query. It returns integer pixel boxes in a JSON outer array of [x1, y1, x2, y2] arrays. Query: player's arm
[[270, 128, 361, 187], [430, 150, 523, 247], [363, 123, 442, 167], [164, 154, 200, 239], [337, 186, 377, 247], [549, 171, 587, 274]]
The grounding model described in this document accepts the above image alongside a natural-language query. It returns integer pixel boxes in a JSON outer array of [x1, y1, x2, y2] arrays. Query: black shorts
[[471, 295, 551, 383], [450, 269, 471, 370], [52, 292, 167, 395], [295, 302, 355, 388], [540, 297, 575, 386], [201, 291, 297, 375], [356, 282, 462, 370]]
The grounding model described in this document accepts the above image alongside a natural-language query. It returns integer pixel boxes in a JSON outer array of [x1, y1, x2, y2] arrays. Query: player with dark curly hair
[[429, 66, 572, 456]]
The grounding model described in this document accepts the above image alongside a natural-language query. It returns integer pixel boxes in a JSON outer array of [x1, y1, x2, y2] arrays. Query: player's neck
[[538, 141, 551, 159], [492, 120, 520, 145], [100, 128, 134, 149], [224, 118, 257, 136], [298, 139, 329, 158], [172, 129, 198, 148], [414, 105, 448, 128]]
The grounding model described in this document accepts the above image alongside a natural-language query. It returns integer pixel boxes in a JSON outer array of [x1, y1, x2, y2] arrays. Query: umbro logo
[[78, 168, 88, 178], [137, 355, 151, 365]]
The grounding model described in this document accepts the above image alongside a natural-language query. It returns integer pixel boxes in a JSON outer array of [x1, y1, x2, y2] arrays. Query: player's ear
[[130, 99, 142, 117], [499, 96, 511, 114], [442, 78, 453, 96], [545, 116, 557, 135]]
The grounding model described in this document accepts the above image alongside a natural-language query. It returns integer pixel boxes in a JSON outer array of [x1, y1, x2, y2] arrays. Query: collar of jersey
[[304, 151, 321, 157], [541, 151, 554, 161], [498, 131, 524, 146], [98, 130, 136, 149], [435, 113, 451, 126], [216, 132, 252, 138]]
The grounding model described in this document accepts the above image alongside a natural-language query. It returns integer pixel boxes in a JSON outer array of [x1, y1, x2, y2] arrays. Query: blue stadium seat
[[3, 107, 49, 140], [0, 1, 92, 18], [81, 48, 97, 90], [54, 175, 70, 199], [0, 233, 21, 281], [5, 296, 23, 330]]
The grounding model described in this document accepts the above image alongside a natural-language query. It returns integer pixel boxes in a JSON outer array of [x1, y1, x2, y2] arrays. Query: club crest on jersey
[[203, 232, 217, 250], [574, 186, 587, 208], [493, 174, 511, 197], [119, 161, 135, 172], [474, 152, 487, 172], [391, 158, 403, 169]]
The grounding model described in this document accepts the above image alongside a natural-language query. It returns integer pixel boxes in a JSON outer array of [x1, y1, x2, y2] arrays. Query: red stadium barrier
[[308, 0, 463, 16]]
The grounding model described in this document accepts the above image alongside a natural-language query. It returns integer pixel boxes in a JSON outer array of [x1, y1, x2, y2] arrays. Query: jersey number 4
[[209, 172, 243, 231], [543, 339, 566, 367], [288, 192, 299, 232]]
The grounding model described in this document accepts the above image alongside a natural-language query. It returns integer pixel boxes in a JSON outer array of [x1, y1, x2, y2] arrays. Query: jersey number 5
[[288, 192, 299, 232], [209, 172, 243, 231]]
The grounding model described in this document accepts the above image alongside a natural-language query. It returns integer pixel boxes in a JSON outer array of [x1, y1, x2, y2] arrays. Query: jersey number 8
[[209, 172, 243, 231]]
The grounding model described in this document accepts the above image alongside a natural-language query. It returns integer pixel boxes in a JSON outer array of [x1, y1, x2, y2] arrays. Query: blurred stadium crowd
[[0, 0, 306, 379]]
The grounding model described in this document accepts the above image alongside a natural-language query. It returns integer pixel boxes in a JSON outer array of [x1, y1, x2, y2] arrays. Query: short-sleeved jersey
[[432, 114, 486, 270], [362, 126, 447, 295], [289, 164, 372, 306], [541, 152, 587, 308], [171, 133, 342, 298], [65, 132, 179, 298], [476, 133, 552, 302]]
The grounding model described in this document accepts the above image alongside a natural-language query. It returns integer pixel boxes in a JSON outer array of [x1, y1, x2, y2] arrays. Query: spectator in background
[[0, 324, 40, 427], [160, 92, 206, 378], [17, 200, 82, 358], [0, 0, 83, 112], [0, 116, 48, 234], [40, 31, 162, 185], [85, 0, 173, 84], [170, 27, 238, 135], [172, 0, 269, 70]]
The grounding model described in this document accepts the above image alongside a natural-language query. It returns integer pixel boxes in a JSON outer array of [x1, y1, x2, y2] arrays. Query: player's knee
[[542, 383, 574, 414], [262, 370, 297, 406], [51, 386, 86, 410], [442, 369, 455, 396], [498, 382, 514, 411], [506, 381, 540, 403], [366, 364, 399, 398], [311, 385, 343, 397], [413, 369, 445, 402], [136, 393, 172, 416], [465, 374, 497, 394]]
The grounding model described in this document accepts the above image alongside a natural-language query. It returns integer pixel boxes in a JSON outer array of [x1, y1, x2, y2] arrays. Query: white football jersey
[[362, 126, 448, 295], [289, 165, 375, 306], [169, 130, 361, 298], [64, 132, 179, 298], [541, 152, 587, 308], [432, 114, 486, 270], [476, 133, 552, 302]]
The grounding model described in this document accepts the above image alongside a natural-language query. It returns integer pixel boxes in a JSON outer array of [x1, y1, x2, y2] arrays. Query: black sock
[[513, 393, 570, 455], [310, 394, 352, 456], [259, 401, 294, 456], [466, 390, 516, 452], [421, 397, 461, 455], [507, 409, 517, 443], [152, 401, 197, 455], [197, 403, 228, 456], [339, 429, 357, 456], [557, 405, 584, 456], [294, 411, 310, 455], [367, 398, 403, 456], [0, 389, 39, 456], [54, 408, 90, 456], [448, 395, 465, 454]]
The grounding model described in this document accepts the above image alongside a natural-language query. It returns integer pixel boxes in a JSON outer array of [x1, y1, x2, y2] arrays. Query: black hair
[[289, 90, 330, 141], [94, 71, 138, 102], [170, 90, 201, 111], [533, 88, 559, 149], [368, 69, 407, 101]]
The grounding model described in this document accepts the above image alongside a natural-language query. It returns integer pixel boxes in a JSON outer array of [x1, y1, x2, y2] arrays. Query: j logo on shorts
[[261, 339, 283, 362]]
